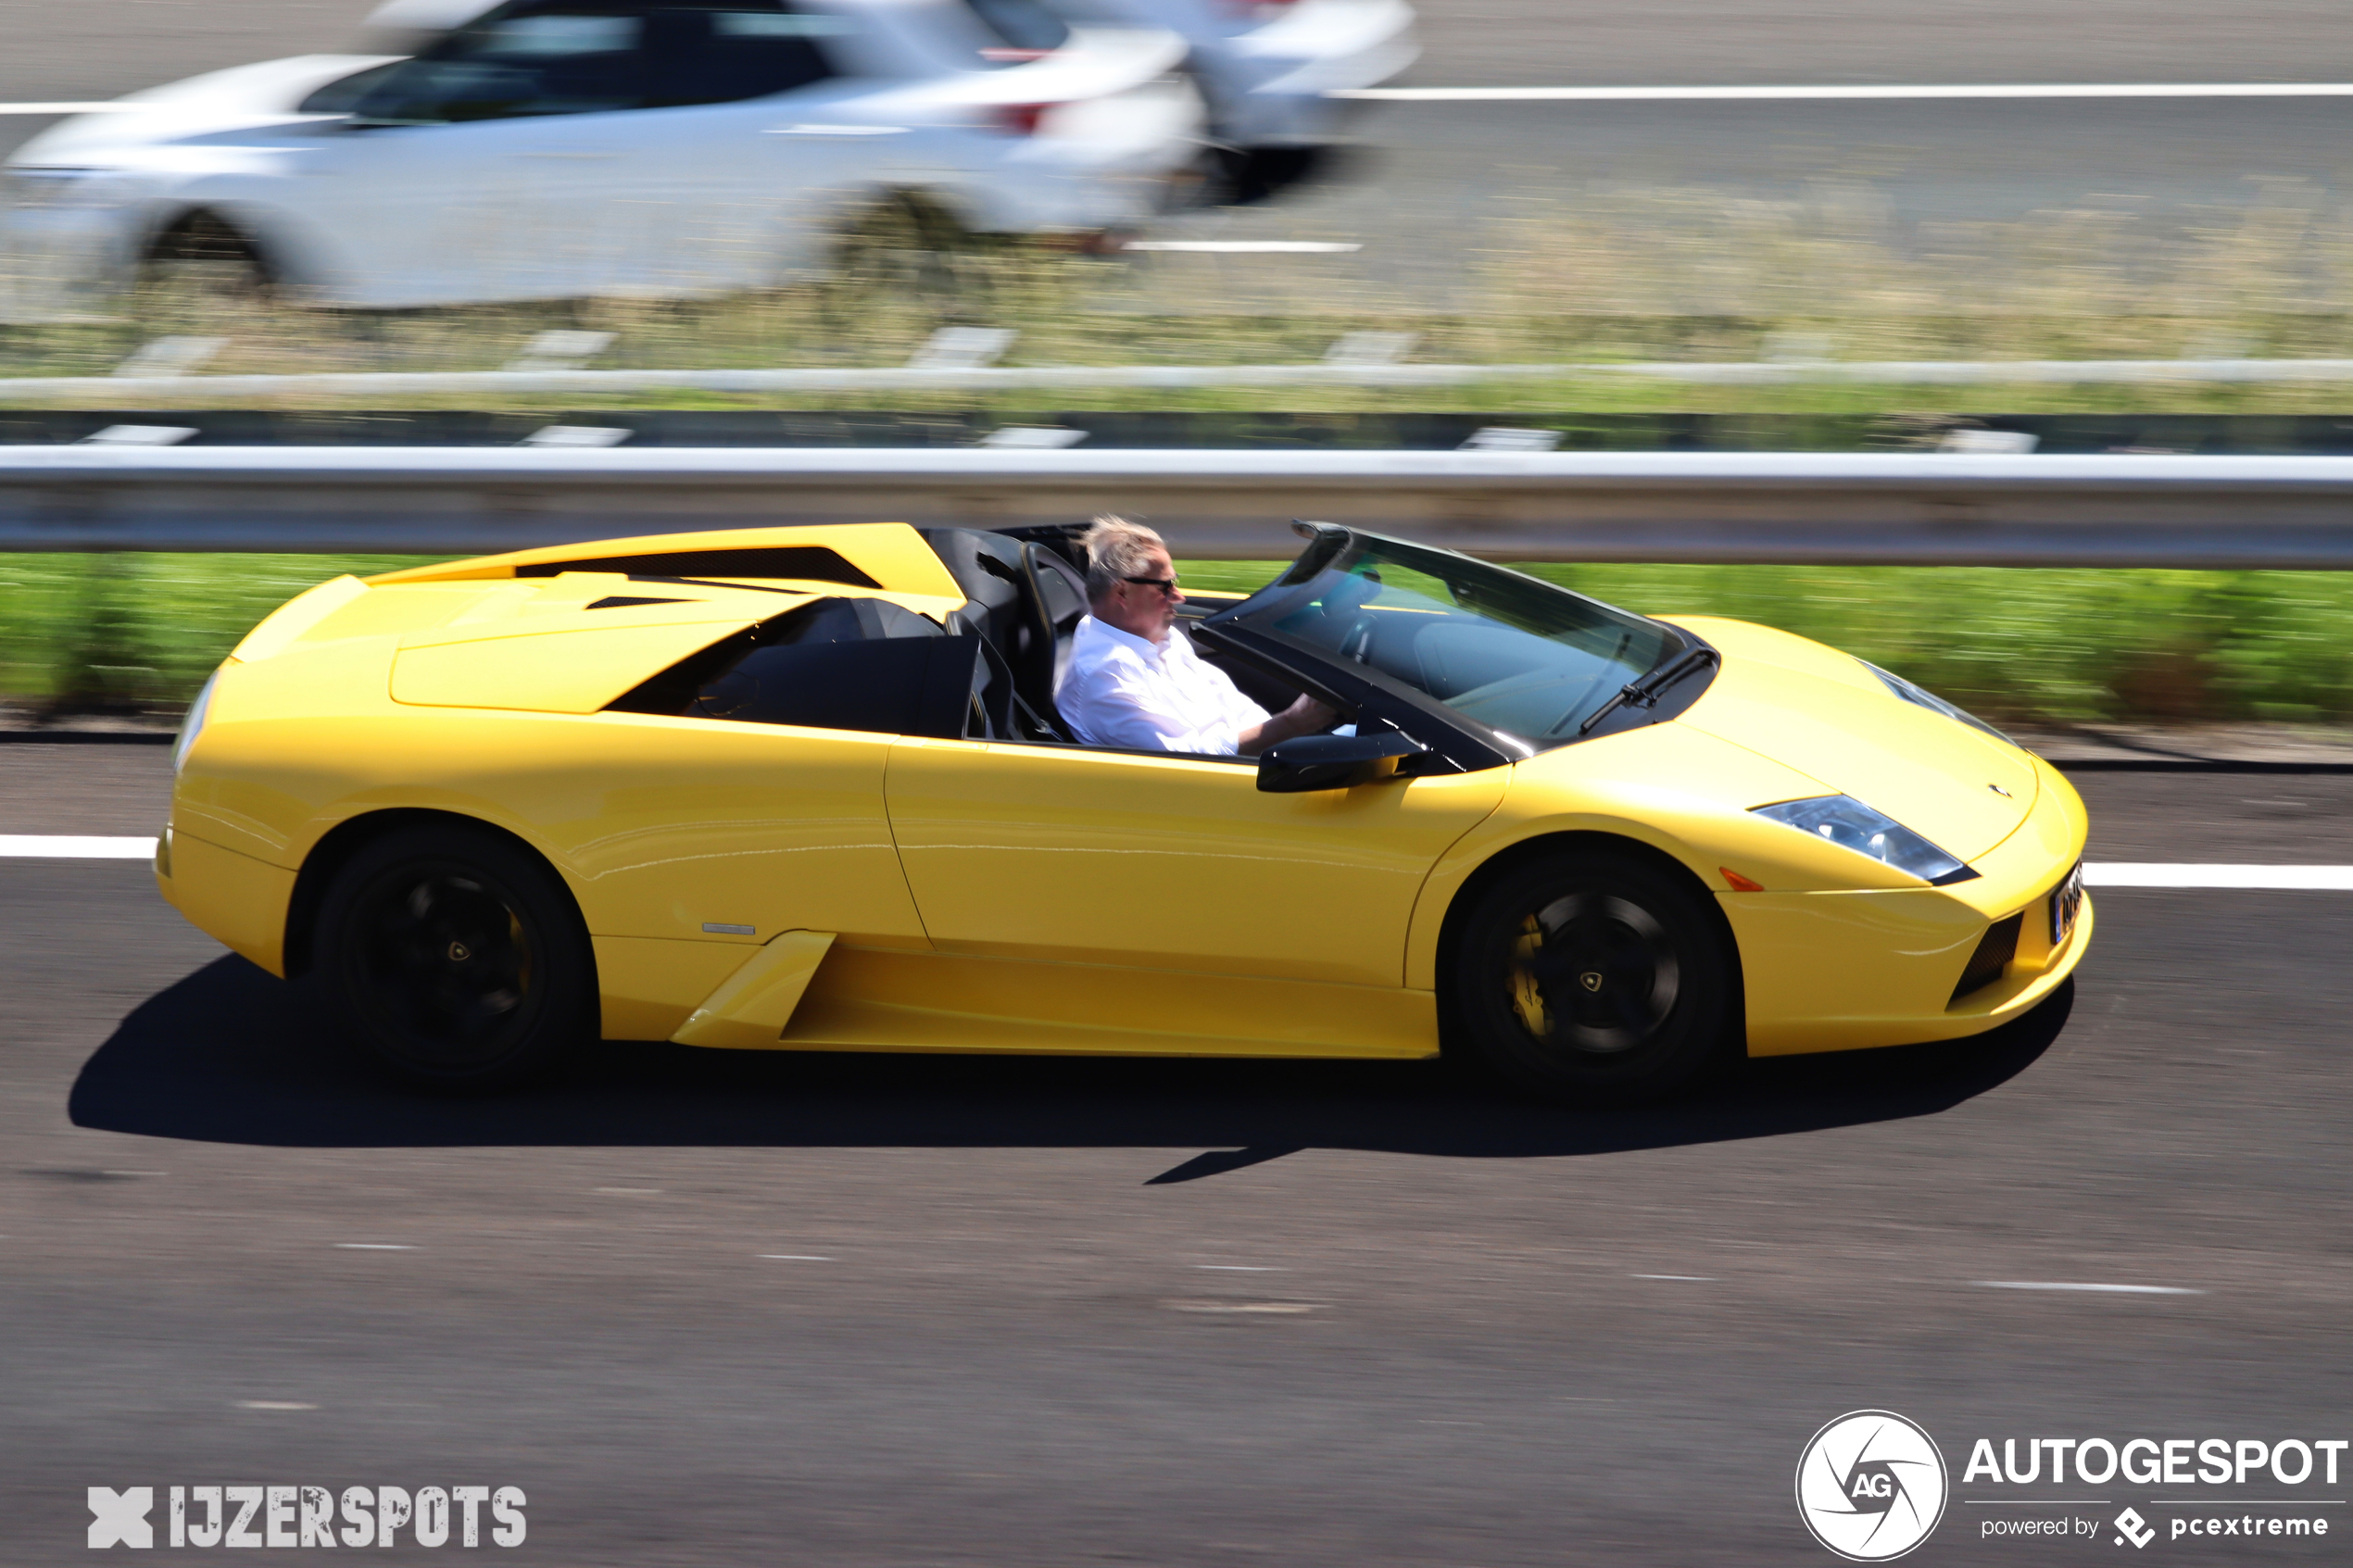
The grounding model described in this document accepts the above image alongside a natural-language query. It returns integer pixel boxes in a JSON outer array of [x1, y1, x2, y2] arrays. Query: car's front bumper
[[0, 200, 135, 320], [1723, 751, 2094, 1056]]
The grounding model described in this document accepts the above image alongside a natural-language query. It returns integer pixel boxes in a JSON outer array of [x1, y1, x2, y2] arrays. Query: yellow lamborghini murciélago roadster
[[157, 521, 2089, 1100]]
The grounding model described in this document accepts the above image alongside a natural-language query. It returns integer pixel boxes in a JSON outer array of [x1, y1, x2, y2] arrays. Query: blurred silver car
[[1078, 0, 1416, 200], [1, 0, 1202, 313]]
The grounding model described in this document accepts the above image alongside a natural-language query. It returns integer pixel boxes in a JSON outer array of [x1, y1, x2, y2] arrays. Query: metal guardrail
[[7, 445, 2353, 565], [8, 358, 2353, 401]]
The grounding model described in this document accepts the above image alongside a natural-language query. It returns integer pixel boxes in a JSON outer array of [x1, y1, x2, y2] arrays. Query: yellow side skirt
[[754, 943, 1440, 1060]]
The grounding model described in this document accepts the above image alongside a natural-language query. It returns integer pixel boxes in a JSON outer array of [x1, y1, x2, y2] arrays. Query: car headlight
[[172, 667, 219, 775], [1860, 659, 2010, 743], [1752, 795, 1977, 884]]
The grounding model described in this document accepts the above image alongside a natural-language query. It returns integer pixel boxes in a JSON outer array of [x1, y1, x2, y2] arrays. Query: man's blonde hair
[[1078, 514, 1168, 603]]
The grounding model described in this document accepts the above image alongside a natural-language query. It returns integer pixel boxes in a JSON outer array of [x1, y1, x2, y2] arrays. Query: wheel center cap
[[447, 940, 472, 962], [1579, 971, 1604, 992]]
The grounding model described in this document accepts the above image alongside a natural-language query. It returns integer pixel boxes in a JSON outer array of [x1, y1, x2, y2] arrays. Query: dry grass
[[11, 182, 2353, 414]]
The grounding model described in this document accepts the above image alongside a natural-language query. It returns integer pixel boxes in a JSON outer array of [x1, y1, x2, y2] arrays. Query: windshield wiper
[[1573, 645, 1720, 736]]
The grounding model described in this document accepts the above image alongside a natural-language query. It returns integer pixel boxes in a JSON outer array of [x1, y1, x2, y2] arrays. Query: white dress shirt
[[1054, 615, 1270, 755]]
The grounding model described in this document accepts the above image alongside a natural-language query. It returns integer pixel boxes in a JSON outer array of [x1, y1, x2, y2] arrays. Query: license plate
[[2049, 859, 2085, 946]]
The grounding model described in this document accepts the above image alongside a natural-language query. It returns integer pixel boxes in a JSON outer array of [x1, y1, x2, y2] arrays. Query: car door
[[594, 3, 887, 293], [884, 737, 1508, 988], [296, 3, 657, 303]]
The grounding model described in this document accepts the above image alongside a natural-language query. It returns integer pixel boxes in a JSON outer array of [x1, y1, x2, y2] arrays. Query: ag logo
[[1795, 1410, 1948, 1561]]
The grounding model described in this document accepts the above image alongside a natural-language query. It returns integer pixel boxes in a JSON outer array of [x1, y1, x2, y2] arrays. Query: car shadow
[[67, 957, 2070, 1179]]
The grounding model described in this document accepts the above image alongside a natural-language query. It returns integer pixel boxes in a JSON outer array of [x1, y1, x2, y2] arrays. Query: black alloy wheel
[[1450, 848, 1735, 1104], [315, 824, 595, 1091]]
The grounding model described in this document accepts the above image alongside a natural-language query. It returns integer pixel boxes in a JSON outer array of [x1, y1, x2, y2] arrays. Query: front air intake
[[1949, 913, 2023, 1005]]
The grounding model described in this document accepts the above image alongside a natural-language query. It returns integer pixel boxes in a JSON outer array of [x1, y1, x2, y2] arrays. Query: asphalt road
[[6, 738, 2353, 1563], [7, 2, 2353, 297]]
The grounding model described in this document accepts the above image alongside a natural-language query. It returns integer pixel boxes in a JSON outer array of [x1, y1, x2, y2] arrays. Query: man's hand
[[1238, 694, 1339, 756]]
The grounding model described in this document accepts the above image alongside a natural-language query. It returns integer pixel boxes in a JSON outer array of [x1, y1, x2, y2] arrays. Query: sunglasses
[[1121, 574, 1180, 595]]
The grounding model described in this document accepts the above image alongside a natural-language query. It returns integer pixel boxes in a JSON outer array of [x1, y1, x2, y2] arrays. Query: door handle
[[514, 149, 623, 158], [765, 123, 909, 137]]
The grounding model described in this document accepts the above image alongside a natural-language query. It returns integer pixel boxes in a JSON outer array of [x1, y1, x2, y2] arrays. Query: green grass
[[9, 552, 2351, 728], [0, 554, 449, 716], [1183, 560, 2353, 726]]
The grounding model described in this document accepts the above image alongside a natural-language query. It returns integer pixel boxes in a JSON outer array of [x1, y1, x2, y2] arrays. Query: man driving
[[1055, 516, 1335, 755]]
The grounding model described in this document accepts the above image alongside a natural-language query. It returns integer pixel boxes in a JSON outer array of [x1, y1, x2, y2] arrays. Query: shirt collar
[[1081, 614, 1174, 665]]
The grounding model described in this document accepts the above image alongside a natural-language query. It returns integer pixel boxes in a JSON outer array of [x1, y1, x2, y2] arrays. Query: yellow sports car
[[157, 520, 2089, 1100]]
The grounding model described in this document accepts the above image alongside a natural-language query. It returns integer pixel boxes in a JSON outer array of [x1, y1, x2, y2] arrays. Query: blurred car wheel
[[829, 192, 989, 307], [134, 211, 276, 320], [315, 822, 596, 1092], [1451, 848, 1734, 1105]]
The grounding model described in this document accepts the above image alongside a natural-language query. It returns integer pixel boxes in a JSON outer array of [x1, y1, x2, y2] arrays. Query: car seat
[[1019, 542, 1089, 724]]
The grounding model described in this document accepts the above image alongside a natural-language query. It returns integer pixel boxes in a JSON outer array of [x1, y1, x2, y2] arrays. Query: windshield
[[1208, 533, 1679, 748]]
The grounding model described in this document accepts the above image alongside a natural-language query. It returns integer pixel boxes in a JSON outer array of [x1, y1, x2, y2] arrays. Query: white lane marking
[[1338, 82, 2353, 103], [2088, 863, 2353, 890], [593, 1186, 661, 1194], [1974, 1280, 2202, 1294], [1632, 1273, 1716, 1281], [1124, 240, 1362, 254], [235, 1401, 317, 1411], [758, 1254, 833, 1261], [1196, 1264, 1283, 1271], [102, 1170, 165, 1177], [0, 834, 157, 859], [333, 1243, 415, 1251], [1166, 1300, 1319, 1313]]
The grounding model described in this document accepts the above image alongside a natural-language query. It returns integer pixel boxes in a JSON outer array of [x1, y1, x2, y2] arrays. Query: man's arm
[[1236, 694, 1338, 756]]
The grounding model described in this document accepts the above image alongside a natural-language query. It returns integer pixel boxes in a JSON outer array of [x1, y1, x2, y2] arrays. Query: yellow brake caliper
[[1510, 915, 1549, 1036]]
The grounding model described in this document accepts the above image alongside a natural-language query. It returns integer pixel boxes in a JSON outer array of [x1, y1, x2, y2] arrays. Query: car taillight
[[996, 103, 1057, 135]]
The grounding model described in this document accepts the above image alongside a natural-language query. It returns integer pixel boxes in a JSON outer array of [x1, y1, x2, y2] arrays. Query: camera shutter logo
[[1795, 1410, 1949, 1561]]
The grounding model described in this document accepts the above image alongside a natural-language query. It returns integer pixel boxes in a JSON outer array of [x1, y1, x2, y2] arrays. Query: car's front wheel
[[1450, 848, 1736, 1105], [314, 823, 596, 1092], [134, 212, 274, 320]]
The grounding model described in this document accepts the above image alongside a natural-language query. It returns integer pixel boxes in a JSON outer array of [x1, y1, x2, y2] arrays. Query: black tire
[[828, 193, 981, 307], [314, 823, 596, 1092], [135, 213, 273, 318], [1449, 848, 1736, 1105]]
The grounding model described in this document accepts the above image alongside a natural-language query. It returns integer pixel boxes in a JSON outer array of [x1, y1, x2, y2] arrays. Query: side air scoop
[[670, 931, 839, 1050]]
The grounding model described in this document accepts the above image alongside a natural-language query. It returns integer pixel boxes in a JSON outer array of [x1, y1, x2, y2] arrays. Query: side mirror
[[1256, 729, 1428, 793]]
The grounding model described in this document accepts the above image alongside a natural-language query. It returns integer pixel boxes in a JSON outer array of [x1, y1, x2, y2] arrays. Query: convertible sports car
[[157, 520, 2090, 1100]]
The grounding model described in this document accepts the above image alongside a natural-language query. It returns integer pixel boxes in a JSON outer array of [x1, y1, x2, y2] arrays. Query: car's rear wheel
[[314, 823, 595, 1092], [1449, 848, 1735, 1105], [829, 192, 985, 307]]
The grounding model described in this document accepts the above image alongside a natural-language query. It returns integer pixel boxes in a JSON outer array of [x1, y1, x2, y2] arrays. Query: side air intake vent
[[1949, 913, 2023, 1006], [518, 546, 879, 588]]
